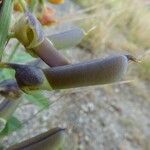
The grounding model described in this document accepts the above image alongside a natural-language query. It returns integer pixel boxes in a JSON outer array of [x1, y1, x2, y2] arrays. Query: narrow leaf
[[0, 0, 13, 59], [25, 92, 49, 108], [0, 116, 22, 137]]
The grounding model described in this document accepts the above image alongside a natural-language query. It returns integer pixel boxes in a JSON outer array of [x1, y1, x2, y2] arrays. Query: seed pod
[[48, 28, 86, 50], [44, 55, 136, 89], [0, 55, 137, 93], [0, 56, 55, 121], [12, 12, 70, 67], [9, 63, 51, 93], [7, 127, 66, 150], [28, 58, 48, 68], [0, 63, 51, 93], [12, 12, 45, 52], [33, 38, 70, 67]]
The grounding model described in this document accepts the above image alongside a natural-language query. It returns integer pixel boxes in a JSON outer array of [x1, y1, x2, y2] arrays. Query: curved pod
[[7, 128, 66, 150], [0, 55, 136, 93], [44, 55, 130, 89], [34, 38, 70, 67], [12, 12, 70, 67], [48, 28, 85, 50]]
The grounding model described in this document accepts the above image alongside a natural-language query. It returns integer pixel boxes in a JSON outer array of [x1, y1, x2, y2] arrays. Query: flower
[[37, 7, 57, 26], [48, 0, 64, 4], [13, 2, 23, 12]]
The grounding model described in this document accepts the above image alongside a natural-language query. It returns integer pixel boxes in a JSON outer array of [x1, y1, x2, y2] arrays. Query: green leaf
[[0, 0, 13, 59], [12, 51, 34, 63], [29, 0, 37, 12], [0, 69, 15, 80], [25, 92, 49, 109], [0, 116, 22, 137]]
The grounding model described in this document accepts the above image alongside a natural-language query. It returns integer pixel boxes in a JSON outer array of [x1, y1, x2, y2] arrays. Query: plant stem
[[8, 42, 20, 62], [29, 0, 37, 12], [39, 0, 45, 5], [19, 0, 27, 12], [0, 0, 13, 60], [7, 32, 15, 41]]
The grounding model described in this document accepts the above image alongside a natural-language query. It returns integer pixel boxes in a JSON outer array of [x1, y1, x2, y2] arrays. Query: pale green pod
[[33, 38, 70, 67], [44, 55, 134, 89], [48, 27, 86, 49], [12, 12, 70, 67], [7, 128, 67, 150], [0, 55, 137, 93], [12, 12, 44, 50], [28, 59, 48, 68], [9, 64, 52, 93]]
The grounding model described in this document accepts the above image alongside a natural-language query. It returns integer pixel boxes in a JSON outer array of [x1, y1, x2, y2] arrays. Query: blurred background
[[0, 0, 150, 149]]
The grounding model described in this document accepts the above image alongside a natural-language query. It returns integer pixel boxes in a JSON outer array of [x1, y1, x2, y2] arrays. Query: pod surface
[[48, 28, 85, 49], [34, 38, 70, 67], [44, 55, 129, 89]]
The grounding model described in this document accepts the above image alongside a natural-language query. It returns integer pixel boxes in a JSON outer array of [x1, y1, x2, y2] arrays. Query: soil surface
[[0, 1, 150, 150]]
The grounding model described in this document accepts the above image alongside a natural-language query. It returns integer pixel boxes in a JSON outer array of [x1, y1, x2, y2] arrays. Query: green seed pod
[[12, 12, 44, 51], [44, 55, 136, 89], [0, 55, 137, 93], [12, 12, 70, 67], [0, 62, 51, 94], [9, 63, 51, 93], [7, 127, 67, 150], [33, 38, 70, 67], [48, 27, 86, 50]]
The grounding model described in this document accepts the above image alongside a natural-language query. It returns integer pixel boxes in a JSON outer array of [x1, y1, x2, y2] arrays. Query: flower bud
[[36, 6, 57, 26], [48, 0, 64, 4]]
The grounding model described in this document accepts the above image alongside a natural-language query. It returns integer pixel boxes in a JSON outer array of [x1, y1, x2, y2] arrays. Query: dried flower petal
[[48, 0, 64, 4]]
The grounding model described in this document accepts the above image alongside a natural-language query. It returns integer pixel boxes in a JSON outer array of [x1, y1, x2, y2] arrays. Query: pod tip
[[125, 55, 141, 63]]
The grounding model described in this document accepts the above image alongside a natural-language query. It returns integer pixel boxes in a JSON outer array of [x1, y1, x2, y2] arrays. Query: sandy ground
[[0, 0, 150, 150]]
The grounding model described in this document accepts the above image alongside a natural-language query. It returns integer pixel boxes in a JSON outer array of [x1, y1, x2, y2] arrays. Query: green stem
[[19, 0, 27, 12], [7, 32, 15, 41], [38, 0, 45, 6], [0, 0, 13, 60], [29, 0, 37, 12], [8, 42, 20, 62]]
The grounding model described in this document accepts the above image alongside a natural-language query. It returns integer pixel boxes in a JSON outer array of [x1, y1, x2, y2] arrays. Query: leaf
[[0, 0, 13, 59], [0, 116, 22, 137], [0, 69, 15, 80], [25, 92, 49, 109], [12, 51, 34, 63], [29, 0, 37, 12]]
